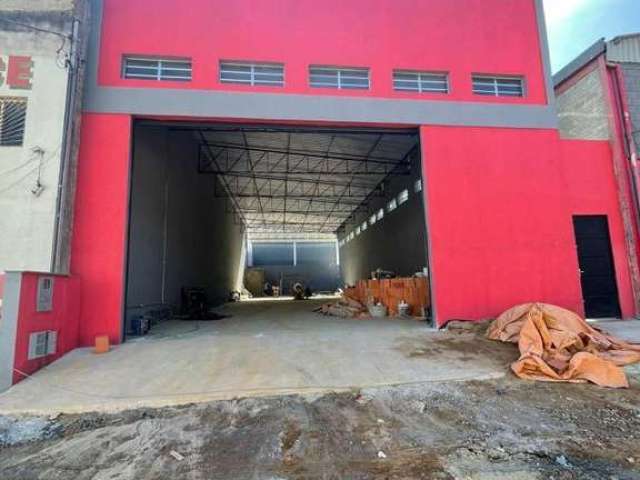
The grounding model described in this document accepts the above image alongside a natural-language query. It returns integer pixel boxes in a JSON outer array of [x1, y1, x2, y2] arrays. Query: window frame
[[219, 60, 285, 87], [397, 189, 409, 205], [393, 70, 449, 94], [472, 75, 525, 97], [122, 56, 193, 82], [309, 65, 370, 90], [0, 97, 27, 147]]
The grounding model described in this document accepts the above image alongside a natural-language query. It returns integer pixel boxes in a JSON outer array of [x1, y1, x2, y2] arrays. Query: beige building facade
[[0, 0, 88, 273]]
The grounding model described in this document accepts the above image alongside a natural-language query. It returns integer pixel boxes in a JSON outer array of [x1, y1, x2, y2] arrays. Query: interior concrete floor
[[0, 298, 514, 415]]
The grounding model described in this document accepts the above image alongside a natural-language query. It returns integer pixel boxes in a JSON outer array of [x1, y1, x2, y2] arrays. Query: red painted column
[[71, 113, 132, 346]]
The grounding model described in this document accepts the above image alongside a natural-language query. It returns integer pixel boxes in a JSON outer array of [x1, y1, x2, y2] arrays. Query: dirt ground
[[0, 330, 639, 479]]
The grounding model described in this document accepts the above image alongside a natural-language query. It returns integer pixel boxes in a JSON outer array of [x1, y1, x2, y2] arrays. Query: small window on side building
[[0, 97, 27, 146]]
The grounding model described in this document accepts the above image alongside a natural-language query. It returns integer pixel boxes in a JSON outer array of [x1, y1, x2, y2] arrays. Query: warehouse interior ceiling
[[165, 123, 420, 234]]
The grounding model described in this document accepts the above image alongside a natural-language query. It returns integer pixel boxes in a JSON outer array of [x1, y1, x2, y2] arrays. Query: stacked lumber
[[315, 295, 367, 318], [345, 277, 430, 317]]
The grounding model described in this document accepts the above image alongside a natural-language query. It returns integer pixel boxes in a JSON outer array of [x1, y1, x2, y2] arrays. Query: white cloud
[[543, 0, 590, 27]]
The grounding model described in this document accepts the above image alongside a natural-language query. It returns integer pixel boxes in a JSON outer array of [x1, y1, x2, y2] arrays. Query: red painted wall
[[71, 113, 131, 346], [13, 273, 81, 384], [421, 126, 634, 325], [97, 0, 547, 105]]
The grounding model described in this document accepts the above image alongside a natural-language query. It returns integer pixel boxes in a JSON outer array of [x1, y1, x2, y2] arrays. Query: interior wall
[[126, 125, 244, 330], [339, 147, 428, 285]]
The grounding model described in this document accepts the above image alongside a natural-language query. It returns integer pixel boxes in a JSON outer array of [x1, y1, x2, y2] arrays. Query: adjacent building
[[554, 33, 640, 321], [0, 0, 89, 273]]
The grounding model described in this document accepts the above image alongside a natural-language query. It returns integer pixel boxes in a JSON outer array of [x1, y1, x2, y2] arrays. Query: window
[[369, 213, 377, 226], [348, 232, 355, 241], [414, 179, 422, 193], [309, 66, 369, 89], [220, 61, 284, 86], [297, 242, 337, 266], [356, 226, 361, 235], [252, 242, 294, 266], [393, 70, 448, 93], [472, 75, 524, 97], [376, 208, 384, 221], [122, 56, 192, 81], [361, 221, 367, 232], [0, 97, 27, 146], [397, 189, 409, 205], [387, 198, 397, 213], [28, 331, 57, 360]]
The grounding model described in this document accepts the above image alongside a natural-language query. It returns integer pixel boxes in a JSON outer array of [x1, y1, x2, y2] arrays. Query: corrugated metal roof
[[607, 33, 640, 63]]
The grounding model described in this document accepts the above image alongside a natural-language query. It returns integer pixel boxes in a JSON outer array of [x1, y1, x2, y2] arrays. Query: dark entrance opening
[[124, 121, 431, 338], [572, 215, 621, 318]]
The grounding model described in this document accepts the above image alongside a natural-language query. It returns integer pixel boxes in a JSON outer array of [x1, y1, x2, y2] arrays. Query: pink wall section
[[421, 126, 634, 325], [12, 273, 80, 384], [71, 113, 131, 346], [97, 0, 547, 105]]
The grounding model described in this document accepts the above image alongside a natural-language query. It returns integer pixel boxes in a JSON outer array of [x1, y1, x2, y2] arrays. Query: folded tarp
[[487, 303, 640, 388]]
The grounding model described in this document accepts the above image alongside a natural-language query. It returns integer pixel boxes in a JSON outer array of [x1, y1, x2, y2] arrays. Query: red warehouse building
[[1, 0, 639, 390]]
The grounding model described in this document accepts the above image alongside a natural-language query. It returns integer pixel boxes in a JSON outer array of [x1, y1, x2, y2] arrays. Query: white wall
[[0, 23, 71, 271]]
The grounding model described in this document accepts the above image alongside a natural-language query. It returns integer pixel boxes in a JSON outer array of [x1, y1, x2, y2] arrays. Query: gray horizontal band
[[85, 87, 558, 129]]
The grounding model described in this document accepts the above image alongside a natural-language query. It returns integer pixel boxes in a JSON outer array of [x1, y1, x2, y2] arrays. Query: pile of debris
[[315, 276, 430, 319], [314, 295, 368, 318]]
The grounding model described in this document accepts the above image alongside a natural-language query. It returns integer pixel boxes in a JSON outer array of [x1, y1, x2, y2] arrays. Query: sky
[[543, 0, 640, 73]]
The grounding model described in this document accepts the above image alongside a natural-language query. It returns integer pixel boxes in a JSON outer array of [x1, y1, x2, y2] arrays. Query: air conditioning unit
[[28, 330, 57, 360]]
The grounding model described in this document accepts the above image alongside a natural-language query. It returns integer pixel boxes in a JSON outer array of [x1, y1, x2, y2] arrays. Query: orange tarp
[[487, 303, 640, 388]]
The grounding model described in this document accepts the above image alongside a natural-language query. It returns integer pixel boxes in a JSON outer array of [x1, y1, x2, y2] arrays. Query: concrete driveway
[[0, 298, 515, 414]]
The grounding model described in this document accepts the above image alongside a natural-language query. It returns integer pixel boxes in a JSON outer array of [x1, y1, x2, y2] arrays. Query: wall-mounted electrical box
[[36, 276, 54, 312]]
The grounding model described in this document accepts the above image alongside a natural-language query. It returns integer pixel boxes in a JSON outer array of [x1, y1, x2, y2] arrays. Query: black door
[[572, 215, 621, 318]]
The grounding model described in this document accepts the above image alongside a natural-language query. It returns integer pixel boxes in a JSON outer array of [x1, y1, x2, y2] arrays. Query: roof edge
[[553, 38, 606, 87]]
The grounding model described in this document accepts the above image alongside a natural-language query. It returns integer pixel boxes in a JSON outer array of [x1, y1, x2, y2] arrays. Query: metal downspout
[[608, 63, 640, 318]]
